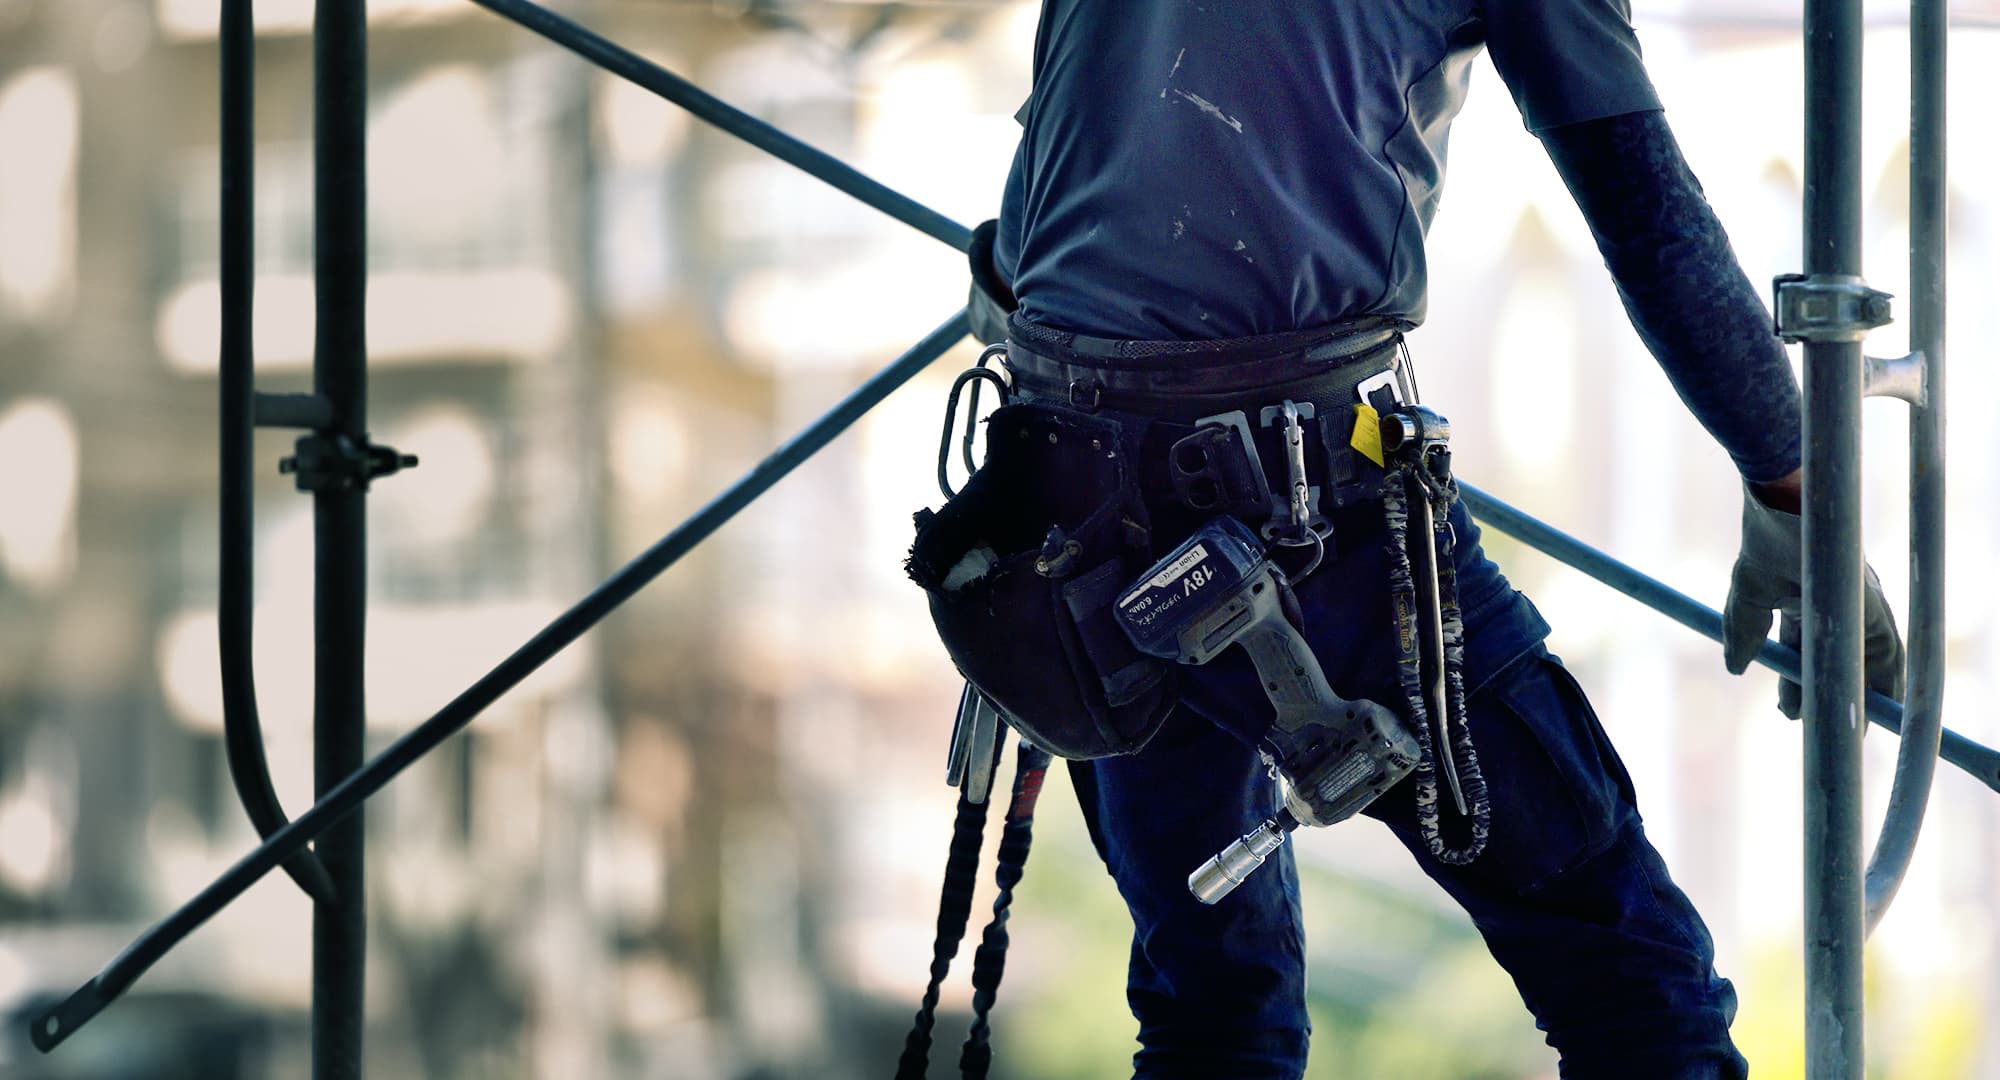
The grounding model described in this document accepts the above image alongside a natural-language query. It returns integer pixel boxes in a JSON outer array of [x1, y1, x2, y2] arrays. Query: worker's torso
[[997, 0, 1485, 340], [996, 0, 1658, 342]]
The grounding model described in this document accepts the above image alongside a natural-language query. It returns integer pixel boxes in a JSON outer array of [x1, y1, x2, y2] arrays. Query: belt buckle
[[1067, 378, 1102, 411]]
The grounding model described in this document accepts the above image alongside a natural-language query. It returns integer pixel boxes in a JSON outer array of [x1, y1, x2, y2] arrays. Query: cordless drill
[[1115, 516, 1420, 903]]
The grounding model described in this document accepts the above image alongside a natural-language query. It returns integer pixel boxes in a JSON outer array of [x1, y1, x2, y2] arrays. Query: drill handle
[[1236, 619, 1344, 734]]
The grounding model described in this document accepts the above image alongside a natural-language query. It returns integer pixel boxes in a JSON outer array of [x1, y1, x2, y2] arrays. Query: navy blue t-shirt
[[996, 0, 1661, 340]]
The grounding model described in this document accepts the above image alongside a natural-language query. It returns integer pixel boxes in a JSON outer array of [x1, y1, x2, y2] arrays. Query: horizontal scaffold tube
[[1458, 482, 1999, 793]]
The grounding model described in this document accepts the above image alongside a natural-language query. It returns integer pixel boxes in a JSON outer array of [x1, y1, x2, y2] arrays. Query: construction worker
[[948, 0, 1907, 1076]]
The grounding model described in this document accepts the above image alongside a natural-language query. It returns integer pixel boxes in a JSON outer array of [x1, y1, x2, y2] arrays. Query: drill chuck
[[1188, 812, 1297, 905]]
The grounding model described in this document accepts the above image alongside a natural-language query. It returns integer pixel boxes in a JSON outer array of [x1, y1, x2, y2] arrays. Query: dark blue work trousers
[[1067, 493, 1750, 1078]]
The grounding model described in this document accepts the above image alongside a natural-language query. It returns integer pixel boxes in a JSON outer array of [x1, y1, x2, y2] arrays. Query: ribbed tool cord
[[1383, 466, 1490, 864], [896, 738, 1002, 1079], [958, 744, 1051, 1079]]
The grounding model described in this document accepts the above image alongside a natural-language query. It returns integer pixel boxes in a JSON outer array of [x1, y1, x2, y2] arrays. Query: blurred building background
[[0, 0, 1996, 1076]]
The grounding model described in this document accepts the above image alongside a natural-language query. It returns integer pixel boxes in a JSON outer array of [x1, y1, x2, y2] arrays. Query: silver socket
[[1187, 819, 1290, 905]]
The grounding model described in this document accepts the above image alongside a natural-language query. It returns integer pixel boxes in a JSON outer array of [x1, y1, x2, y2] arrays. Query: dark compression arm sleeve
[[1539, 110, 1803, 482]]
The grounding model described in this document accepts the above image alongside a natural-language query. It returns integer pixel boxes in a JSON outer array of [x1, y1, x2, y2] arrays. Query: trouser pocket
[[1461, 650, 1639, 893]]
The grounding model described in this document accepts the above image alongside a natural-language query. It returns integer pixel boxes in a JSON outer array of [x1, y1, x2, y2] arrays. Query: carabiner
[[937, 345, 1012, 499]]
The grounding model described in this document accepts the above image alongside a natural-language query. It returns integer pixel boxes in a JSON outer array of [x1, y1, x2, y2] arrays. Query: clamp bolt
[[1773, 273, 1894, 344], [279, 433, 419, 492]]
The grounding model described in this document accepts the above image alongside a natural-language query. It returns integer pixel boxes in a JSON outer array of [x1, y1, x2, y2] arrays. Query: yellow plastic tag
[[1350, 403, 1386, 467]]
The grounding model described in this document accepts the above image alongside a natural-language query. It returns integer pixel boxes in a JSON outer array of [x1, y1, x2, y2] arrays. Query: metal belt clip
[[1169, 403, 1333, 578], [936, 344, 1011, 499], [1354, 369, 1403, 410], [1275, 401, 1312, 534], [1192, 400, 1336, 544], [1380, 404, 1452, 479]]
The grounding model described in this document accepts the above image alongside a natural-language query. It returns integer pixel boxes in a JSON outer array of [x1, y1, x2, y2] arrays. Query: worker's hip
[[1002, 314, 1549, 701], [906, 317, 1547, 763], [1003, 315, 1409, 530]]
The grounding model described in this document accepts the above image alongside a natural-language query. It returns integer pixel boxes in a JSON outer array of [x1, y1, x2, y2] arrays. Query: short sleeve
[[1483, 0, 1662, 132]]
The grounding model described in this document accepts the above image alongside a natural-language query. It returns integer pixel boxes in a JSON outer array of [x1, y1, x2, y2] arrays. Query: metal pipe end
[[29, 978, 110, 1053]]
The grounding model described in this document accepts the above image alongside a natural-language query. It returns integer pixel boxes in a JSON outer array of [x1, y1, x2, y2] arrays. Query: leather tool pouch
[[908, 403, 1177, 760]]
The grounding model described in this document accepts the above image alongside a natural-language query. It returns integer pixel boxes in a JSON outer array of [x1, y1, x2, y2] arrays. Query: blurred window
[[370, 63, 552, 271], [171, 66, 554, 279], [595, 70, 686, 314], [160, 61, 578, 368], [157, 0, 470, 40], [0, 67, 78, 325], [700, 42, 871, 258], [0, 398, 79, 593]]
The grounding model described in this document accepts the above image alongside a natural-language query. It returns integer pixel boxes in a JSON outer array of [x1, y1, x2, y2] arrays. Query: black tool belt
[[1004, 315, 1413, 523], [907, 317, 1417, 762]]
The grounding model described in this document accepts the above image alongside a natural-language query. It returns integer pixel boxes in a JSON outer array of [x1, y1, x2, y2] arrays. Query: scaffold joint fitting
[[279, 433, 419, 493], [1773, 273, 1894, 344]]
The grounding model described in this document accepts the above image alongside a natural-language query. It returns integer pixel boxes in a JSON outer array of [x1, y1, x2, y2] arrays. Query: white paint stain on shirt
[[1169, 89, 1244, 134], [1163, 47, 1187, 99]]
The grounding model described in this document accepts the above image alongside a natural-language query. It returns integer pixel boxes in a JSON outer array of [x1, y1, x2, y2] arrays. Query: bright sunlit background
[[1, 0, 1998, 1077]]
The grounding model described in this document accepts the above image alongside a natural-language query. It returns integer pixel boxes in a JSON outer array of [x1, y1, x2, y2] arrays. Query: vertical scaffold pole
[[1800, 0, 1867, 1072], [313, 0, 368, 1076]]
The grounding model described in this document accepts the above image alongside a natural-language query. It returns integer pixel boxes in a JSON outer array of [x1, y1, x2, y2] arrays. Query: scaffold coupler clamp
[[1772, 272, 1893, 344], [279, 432, 418, 493], [1771, 273, 1933, 406]]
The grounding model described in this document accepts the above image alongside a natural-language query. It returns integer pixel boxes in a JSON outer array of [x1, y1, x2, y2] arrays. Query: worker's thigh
[[1368, 645, 1745, 1077], [1069, 705, 1312, 1074]]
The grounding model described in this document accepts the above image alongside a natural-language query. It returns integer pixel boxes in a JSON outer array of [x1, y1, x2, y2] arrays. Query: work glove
[[1721, 484, 1906, 719], [966, 218, 1017, 346]]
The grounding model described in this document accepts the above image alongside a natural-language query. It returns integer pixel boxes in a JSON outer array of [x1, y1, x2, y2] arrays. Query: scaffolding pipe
[[1458, 484, 1997, 791], [467, 0, 975, 254], [1862, 0, 1948, 935], [220, 0, 338, 906], [311, 0, 371, 1076], [1800, 0, 1869, 1069]]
